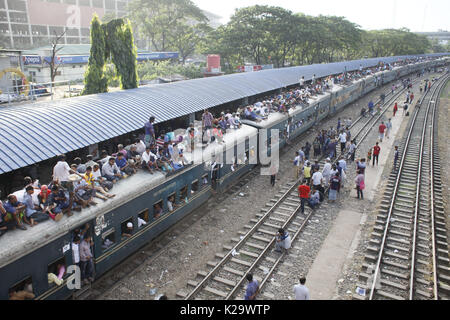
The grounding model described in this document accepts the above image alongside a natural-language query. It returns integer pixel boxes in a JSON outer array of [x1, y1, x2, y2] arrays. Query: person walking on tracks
[[394, 146, 399, 170], [275, 228, 291, 253], [293, 275, 310, 300], [328, 172, 341, 202], [293, 151, 302, 179], [303, 161, 312, 186], [372, 142, 381, 166], [298, 179, 311, 214], [244, 274, 259, 300]]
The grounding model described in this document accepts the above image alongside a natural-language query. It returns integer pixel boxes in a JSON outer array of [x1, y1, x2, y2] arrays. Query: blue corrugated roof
[[0, 53, 447, 174]]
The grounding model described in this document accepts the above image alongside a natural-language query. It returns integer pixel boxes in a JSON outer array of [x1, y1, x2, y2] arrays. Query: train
[[0, 55, 448, 300]]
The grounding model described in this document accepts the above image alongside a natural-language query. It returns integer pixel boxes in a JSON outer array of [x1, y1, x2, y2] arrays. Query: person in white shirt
[[72, 235, 81, 266], [322, 158, 332, 187], [138, 217, 147, 228], [311, 168, 324, 195], [141, 147, 158, 174], [293, 151, 302, 179], [134, 138, 146, 155], [293, 276, 310, 300], [299, 76, 305, 88], [338, 130, 347, 153]]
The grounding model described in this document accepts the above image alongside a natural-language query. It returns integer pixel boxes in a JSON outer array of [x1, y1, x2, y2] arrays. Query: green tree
[[83, 15, 108, 95], [104, 19, 139, 89], [129, 0, 208, 53]]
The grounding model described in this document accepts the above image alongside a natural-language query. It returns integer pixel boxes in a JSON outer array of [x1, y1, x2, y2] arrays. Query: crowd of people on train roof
[[0, 57, 428, 237]]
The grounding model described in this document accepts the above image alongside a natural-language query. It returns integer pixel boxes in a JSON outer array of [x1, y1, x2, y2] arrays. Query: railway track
[[74, 73, 427, 300], [177, 76, 427, 300], [355, 74, 450, 300]]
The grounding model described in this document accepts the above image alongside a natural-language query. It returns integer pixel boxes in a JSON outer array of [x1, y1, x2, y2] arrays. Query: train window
[[9, 276, 34, 300], [102, 228, 116, 251], [167, 193, 176, 212], [153, 201, 163, 219], [47, 256, 67, 286], [201, 174, 209, 185], [180, 186, 188, 204], [138, 209, 149, 228], [121, 218, 134, 239], [191, 179, 199, 193]]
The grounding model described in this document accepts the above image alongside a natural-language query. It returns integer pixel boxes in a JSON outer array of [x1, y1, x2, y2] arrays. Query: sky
[[192, 0, 450, 32]]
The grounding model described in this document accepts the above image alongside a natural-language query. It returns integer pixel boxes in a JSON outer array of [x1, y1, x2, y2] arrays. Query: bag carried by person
[[359, 180, 365, 190]]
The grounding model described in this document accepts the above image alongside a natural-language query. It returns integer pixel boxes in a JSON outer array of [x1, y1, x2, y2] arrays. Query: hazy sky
[[192, 0, 450, 32]]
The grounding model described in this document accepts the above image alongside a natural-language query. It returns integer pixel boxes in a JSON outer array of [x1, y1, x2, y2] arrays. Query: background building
[[0, 0, 133, 49]]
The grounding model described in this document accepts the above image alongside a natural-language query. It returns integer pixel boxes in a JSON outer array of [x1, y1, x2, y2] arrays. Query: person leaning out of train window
[[154, 203, 163, 219], [122, 222, 133, 239], [167, 195, 178, 212], [2, 194, 27, 230]]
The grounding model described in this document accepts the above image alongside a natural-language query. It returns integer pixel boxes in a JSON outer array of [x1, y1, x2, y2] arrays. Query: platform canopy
[[0, 53, 447, 174]]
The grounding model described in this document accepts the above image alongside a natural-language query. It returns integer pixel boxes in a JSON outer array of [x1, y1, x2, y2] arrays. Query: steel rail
[[368, 74, 448, 300], [184, 73, 432, 300], [428, 76, 448, 300], [184, 176, 302, 299]]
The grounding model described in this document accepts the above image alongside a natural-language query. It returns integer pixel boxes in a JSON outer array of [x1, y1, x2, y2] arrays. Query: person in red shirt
[[372, 142, 381, 166], [298, 179, 311, 214], [410, 93, 414, 103], [378, 122, 387, 142], [393, 102, 398, 116]]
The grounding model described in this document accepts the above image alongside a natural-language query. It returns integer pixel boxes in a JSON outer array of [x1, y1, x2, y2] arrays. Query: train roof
[[0, 54, 447, 175], [0, 124, 258, 267], [241, 72, 371, 129]]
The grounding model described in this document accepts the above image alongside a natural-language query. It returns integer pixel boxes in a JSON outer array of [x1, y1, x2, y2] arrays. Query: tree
[[104, 18, 139, 90], [48, 30, 66, 87], [129, 0, 208, 54], [83, 15, 108, 95]]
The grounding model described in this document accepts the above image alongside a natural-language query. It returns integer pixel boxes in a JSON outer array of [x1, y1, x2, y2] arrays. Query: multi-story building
[[0, 0, 134, 50]]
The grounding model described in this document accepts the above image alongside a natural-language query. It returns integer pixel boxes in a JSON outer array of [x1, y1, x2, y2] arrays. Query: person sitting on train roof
[[3, 194, 27, 230], [47, 185, 73, 221], [0, 194, 16, 236], [97, 150, 110, 166], [84, 166, 115, 200], [23, 186, 49, 227], [116, 153, 135, 177], [114, 144, 128, 160], [102, 157, 122, 183], [141, 146, 158, 174], [157, 148, 173, 173], [84, 155, 97, 169], [74, 157, 86, 174], [128, 145, 142, 168], [92, 164, 114, 191], [73, 176, 97, 208], [134, 138, 146, 155]]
